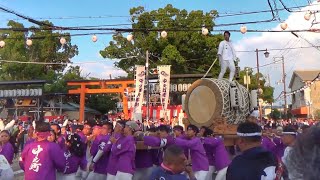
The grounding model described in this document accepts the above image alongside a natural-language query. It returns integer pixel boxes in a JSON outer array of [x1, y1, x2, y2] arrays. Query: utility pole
[[146, 50, 150, 122], [281, 56, 287, 119], [255, 48, 269, 122], [256, 49, 261, 121]]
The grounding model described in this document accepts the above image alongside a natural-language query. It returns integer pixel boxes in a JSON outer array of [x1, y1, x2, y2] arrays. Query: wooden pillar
[[101, 81, 106, 89], [122, 83, 128, 120], [79, 85, 86, 123]]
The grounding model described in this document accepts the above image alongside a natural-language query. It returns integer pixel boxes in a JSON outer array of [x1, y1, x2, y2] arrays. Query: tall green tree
[[238, 67, 274, 103], [100, 4, 222, 76], [268, 109, 281, 120], [45, 66, 84, 93], [0, 20, 78, 81], [86, 94, 118, 114]]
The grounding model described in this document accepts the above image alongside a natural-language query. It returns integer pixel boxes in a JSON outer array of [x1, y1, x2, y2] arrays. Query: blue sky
[[0, 0, 317, 106]]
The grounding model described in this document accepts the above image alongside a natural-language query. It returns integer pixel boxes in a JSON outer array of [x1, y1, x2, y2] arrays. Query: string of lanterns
[[239, 9, 319, 33], [0, 27, 212, 47], [125, 27, 210, 42], [0, 34, 99, 48]]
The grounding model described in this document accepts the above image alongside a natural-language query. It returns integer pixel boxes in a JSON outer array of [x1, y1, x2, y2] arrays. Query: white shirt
[[218, 40, 236, 61]]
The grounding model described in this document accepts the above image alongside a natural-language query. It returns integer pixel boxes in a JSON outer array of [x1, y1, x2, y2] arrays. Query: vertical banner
[[157, 65, 171, 119], [134, 65, 145, 115]]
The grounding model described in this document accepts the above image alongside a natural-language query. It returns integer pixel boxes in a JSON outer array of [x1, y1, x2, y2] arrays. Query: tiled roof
[[294, 70, 320, 81], [289, 70, 320, 88]]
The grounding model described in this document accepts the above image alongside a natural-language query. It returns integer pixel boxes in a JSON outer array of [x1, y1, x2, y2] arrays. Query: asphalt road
[[12, 156, 24, 180]]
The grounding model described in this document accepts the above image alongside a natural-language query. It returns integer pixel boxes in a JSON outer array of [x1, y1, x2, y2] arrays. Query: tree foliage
[[238, 67, 274, 103], [100, 4, 222, 76], [45, 66, 84, 93], [269, 109, 281, 120], [0, 20, 120, 114], [0, 20, 78, 81], [86, 94, 118, 114]]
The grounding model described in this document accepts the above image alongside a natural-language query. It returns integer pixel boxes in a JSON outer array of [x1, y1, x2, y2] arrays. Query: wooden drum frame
[[185, 78, 250, 129]]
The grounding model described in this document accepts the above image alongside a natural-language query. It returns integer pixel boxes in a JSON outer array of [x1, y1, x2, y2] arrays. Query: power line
[[1, 2, 318, 30], [1, 26, 320, 34], [3, 2, 317, 21], [0, 5, 62, 29], [236, 45, 320, 53]]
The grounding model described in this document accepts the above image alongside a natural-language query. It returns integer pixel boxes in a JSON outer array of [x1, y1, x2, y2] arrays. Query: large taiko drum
[[184, 78, 250, 127]]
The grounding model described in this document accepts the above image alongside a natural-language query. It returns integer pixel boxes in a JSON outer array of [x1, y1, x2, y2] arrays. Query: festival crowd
[[0, 115, 317, 180]]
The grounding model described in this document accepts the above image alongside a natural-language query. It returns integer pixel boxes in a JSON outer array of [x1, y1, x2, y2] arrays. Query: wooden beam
[[67, 80, 134, 86], [68, 88, 126, 94]]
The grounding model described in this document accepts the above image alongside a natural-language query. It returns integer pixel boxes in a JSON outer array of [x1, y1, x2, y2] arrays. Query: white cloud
[[234, 1, 320, 105], [79, 62, 127, 79]]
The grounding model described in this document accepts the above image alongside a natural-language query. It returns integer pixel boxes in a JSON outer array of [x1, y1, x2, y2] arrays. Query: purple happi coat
[[143, 135, 175, 164], [57, 135, 66, 150], [175, 137, 209, 172], [203, 137, 231, 171], [111, 135, 136, 175], [0, 142, 14, 164], [203, 143, 215, 166], [176, 135, 190, 158], [261, 136, 276, 152], [93, 134, 112, 175], [90, 135, 104, 156], [19, 140, 65, 180], [58, 150, 87, 174], [107, 133, 122, 175], [77, 131, 87, 144], [272, 137, 286, 159]]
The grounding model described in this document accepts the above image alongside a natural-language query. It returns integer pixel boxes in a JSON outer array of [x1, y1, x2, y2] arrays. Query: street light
[[256, 48, 269, 122]]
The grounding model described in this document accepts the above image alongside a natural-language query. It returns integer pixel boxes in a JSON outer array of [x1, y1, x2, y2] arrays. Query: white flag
[[157, 65, 171, 118], [134, 65, 145, 114]]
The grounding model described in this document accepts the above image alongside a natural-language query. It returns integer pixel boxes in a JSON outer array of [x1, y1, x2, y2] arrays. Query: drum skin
[[185, 78, 250, 127]]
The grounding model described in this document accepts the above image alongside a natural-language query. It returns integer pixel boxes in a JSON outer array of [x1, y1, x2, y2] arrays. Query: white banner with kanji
[[158, 65, 171, 119], [134, 65, 145, 114]]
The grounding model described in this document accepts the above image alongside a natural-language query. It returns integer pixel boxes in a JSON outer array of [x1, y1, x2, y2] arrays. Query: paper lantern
[[161, 31, 167, 38], [127, 34, 133, 41], [26, 39, 32, 46], [201, 27, 209, 35], [240, 25, 247, 34], [92, 35, 98, 42], [0, 41, 5, 48], [304, 11, 311, 21], [280, 22, 288, 30], [60, 37, 66, 45]]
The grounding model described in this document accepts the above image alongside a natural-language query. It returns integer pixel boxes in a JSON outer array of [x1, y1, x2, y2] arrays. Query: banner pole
[[146, 50, 150, 122]]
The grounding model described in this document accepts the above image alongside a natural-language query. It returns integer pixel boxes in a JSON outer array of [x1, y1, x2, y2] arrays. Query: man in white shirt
[[217, 31, 237, 82]]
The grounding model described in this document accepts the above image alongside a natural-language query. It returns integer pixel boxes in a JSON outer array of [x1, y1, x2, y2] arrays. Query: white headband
[[237, 132, 262, 137], [116, 122, 124, 128], [282, 132, 297, 135]]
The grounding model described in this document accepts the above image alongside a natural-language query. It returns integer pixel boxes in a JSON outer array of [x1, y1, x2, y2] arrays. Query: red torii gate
[[67, 79, 134, 123]]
